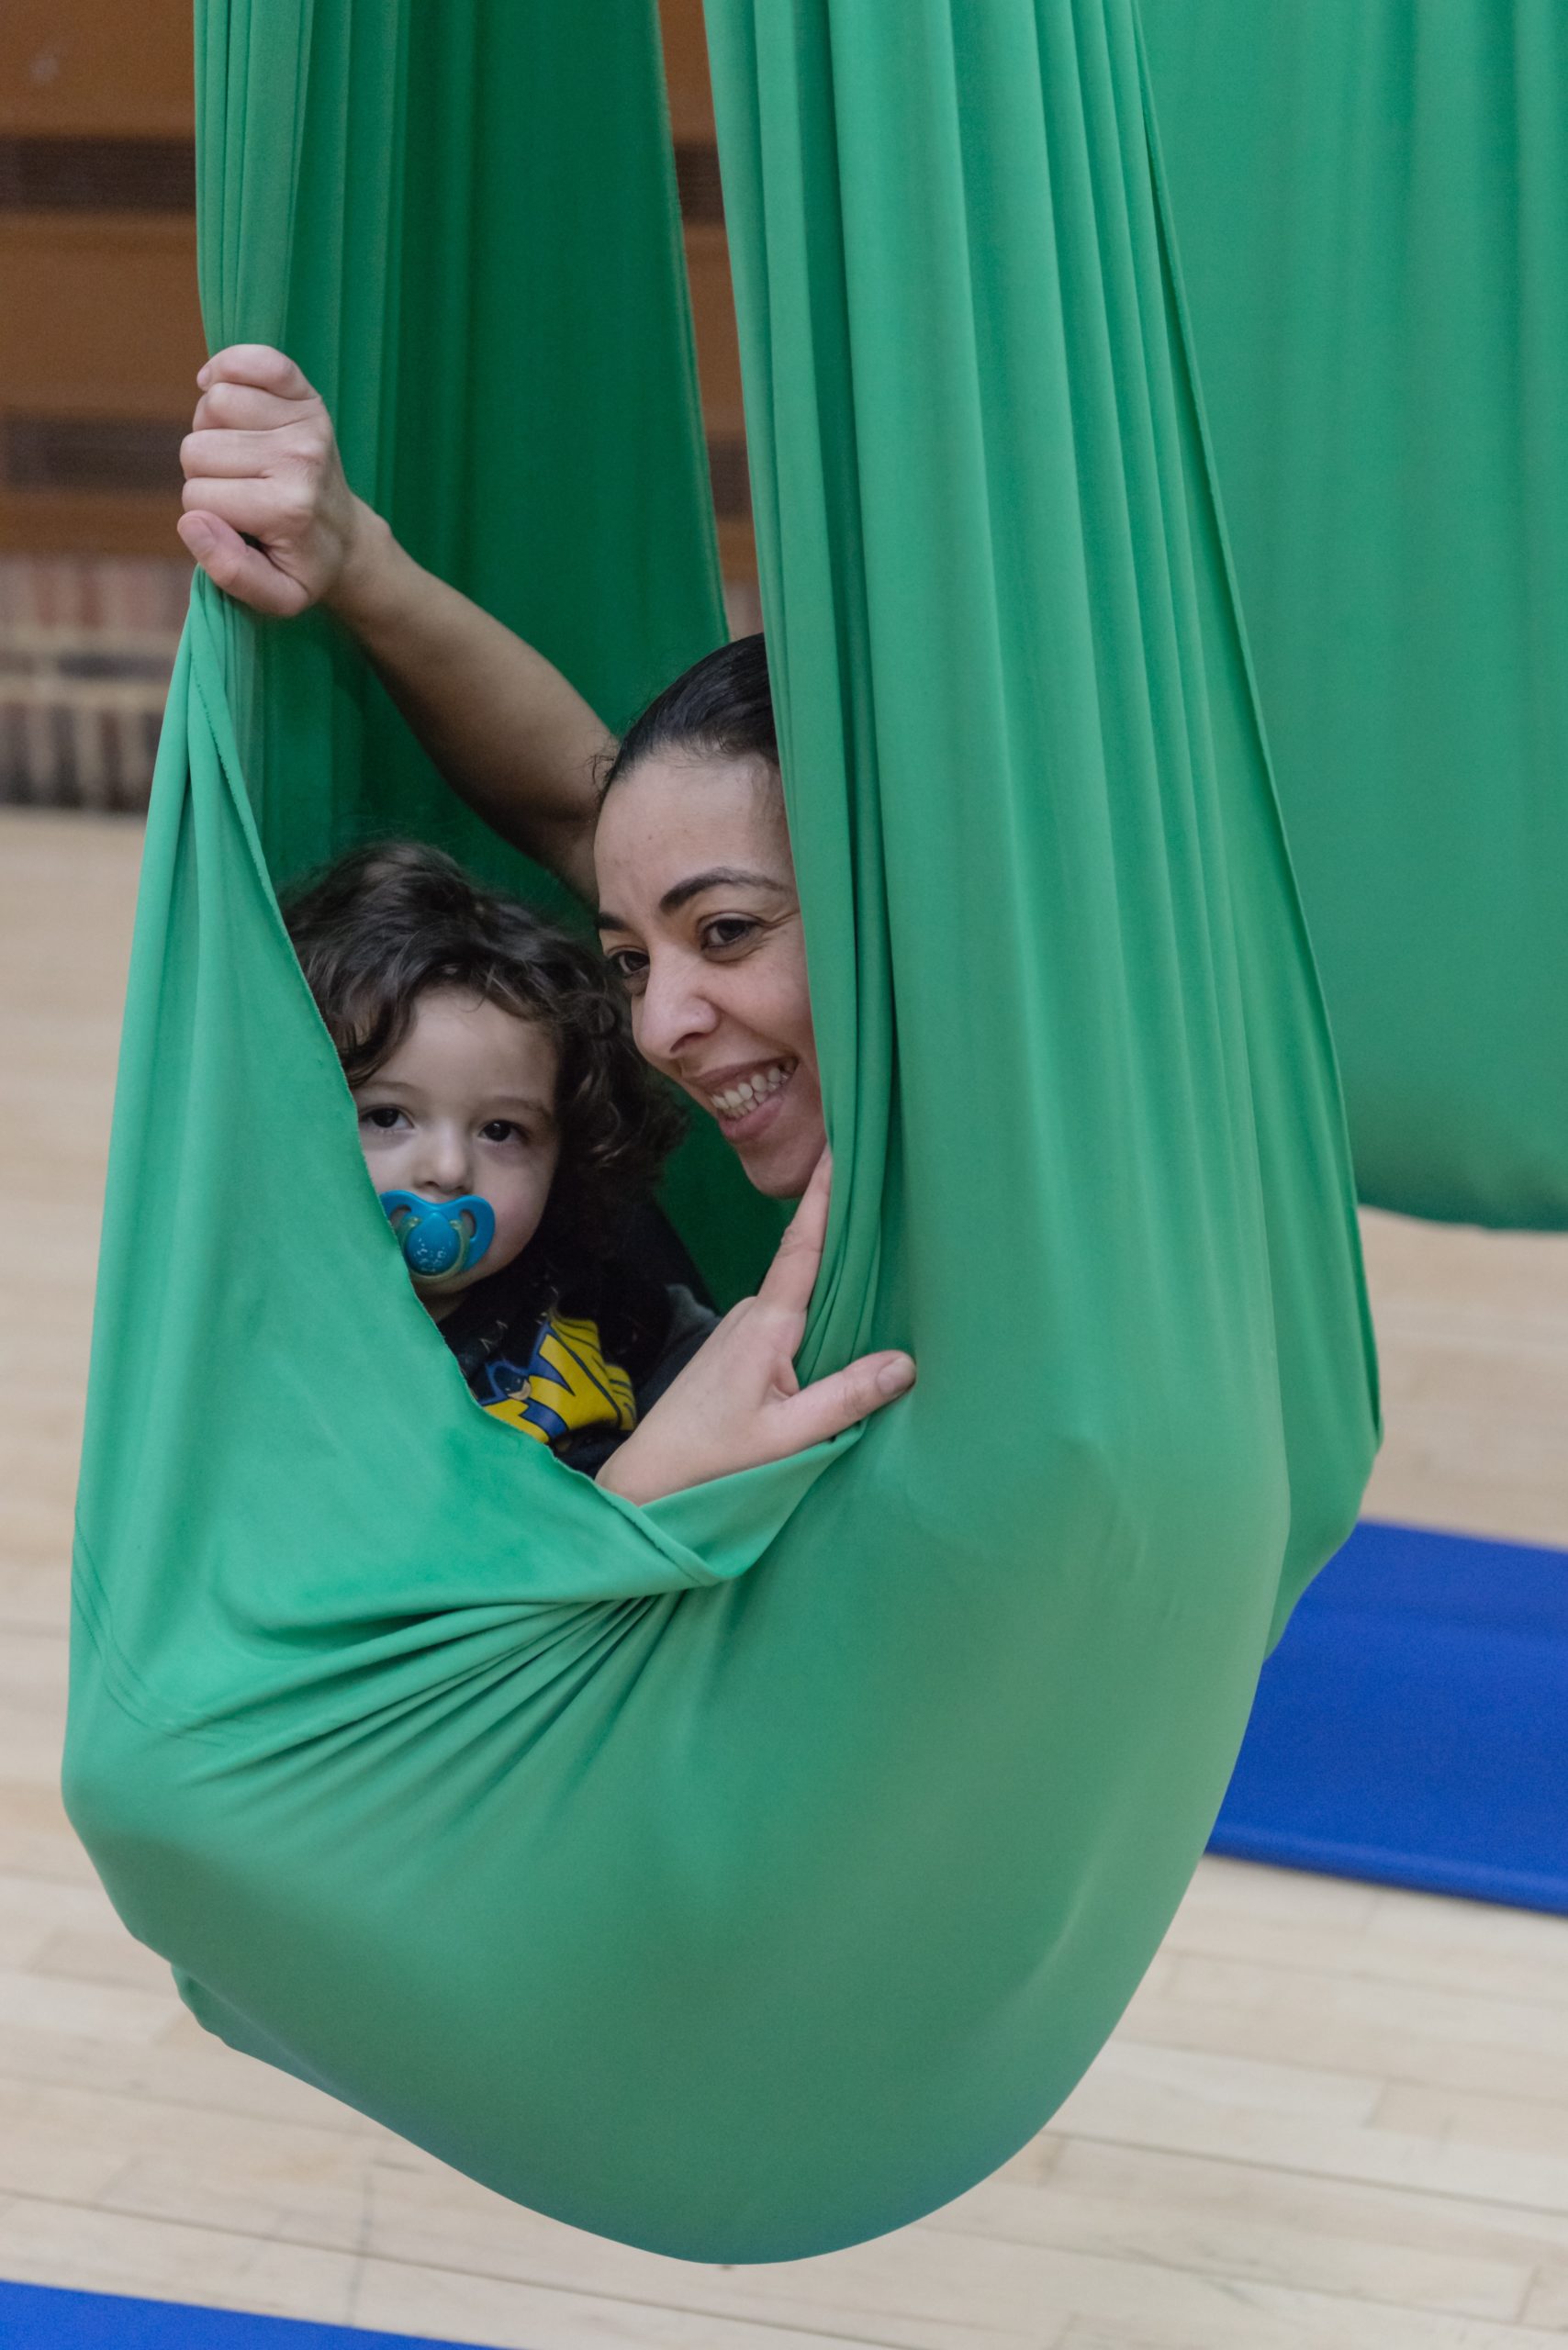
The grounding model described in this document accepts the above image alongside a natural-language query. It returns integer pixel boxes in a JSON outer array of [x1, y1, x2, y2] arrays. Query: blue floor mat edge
[[0, 2280, 487, 2349], [1210, 1517, 1568, 1915]]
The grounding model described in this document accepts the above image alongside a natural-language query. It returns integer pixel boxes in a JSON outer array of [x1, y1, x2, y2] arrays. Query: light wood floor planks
[[3, 807, 1568, 2350], [1360, 1209, 1568, 1552]]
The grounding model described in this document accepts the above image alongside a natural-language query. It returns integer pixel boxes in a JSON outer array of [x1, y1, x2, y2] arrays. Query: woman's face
[[594, 753, 823, 1200]]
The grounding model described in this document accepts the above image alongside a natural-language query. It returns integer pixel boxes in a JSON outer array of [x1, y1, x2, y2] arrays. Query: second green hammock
[[1146, 0, 1568, 1230]]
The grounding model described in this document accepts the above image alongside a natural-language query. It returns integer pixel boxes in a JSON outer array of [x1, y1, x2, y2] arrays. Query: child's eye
[[479, 1119, 524, 1144], [360, 1104, 407, 1132]]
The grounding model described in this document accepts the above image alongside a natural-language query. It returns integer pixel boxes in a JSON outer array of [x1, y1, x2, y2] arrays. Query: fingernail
[[179, 517, 212, 554], [196, 363, 211, 386], [878, 1357, 915, 1397]]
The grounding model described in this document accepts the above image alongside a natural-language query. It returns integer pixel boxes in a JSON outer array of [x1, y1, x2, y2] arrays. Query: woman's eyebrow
[[596, 868, 783, 930], [662, 866, 779, 912]]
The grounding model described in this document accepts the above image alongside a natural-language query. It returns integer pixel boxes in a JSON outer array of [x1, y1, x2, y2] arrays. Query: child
[[283, 840, 714, 1474]]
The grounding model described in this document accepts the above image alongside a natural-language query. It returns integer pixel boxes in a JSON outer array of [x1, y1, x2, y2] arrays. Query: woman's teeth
[[709, 1061, 795, 1119]]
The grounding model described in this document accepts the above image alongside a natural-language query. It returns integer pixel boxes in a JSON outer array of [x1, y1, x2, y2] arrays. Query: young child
[[283, 840, 714, 1474]]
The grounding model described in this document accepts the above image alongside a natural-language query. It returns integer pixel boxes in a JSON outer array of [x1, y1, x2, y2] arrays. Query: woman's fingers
[[755, 1149, 833, 1316], [176, 512, 312, 618], [192, 382, 305, 434], [190, 350, 322, 439], [777, 1348, 916, 1451], [182, 425, 299, 480], [179, 476, 302, 534], [198, 343, 317, 402]]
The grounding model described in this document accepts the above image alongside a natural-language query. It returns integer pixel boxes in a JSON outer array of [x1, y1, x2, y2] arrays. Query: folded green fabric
[[64, 0, 1375, 2259], [1146, 0, 1568, 1227]]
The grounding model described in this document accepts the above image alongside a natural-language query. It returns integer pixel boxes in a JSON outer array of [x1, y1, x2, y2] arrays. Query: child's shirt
[[474, 1311, 639, 1452], [437, 1225, 715, 1476]]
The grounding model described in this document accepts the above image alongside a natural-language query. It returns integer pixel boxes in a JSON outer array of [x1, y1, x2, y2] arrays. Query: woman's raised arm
[[179, 345, 606, 901]]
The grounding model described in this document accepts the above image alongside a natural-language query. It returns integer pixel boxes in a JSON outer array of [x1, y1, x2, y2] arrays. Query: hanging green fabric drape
[[193, 0, 780, 1304], [64, 0, 1376, 2261], [1143, 0, 1568, 1230]]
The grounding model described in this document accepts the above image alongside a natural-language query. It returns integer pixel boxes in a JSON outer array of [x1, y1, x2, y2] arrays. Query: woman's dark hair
[[282, 840, 684, 1252], [600, 631, 777, 795]]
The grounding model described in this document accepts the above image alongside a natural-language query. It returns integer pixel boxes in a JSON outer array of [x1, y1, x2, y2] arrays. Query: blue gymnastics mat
[[1212, 1518, 1568, 1912], [0, 2282, 489, 2350]]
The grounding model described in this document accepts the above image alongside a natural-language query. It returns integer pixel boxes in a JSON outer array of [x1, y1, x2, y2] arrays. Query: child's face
[[353, 987, 562, 1318]]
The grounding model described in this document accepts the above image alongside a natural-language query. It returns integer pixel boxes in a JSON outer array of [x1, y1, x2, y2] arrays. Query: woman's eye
[[360, 1104, 405, 1131], [702, 917, 759, 954], [607, 949, 649, 991]]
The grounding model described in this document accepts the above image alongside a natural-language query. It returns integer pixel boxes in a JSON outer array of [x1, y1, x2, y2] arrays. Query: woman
[[178, 344, 904, 1503]]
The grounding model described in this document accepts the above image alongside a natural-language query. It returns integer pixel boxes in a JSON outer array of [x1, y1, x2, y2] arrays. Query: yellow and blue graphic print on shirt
[[478, 1312, 636, 1450]]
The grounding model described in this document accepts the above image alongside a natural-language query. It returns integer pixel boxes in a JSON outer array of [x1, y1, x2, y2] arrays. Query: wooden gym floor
[[5, 807, 1568, 2350]]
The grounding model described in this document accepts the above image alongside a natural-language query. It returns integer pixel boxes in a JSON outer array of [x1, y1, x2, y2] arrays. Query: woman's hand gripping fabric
[[177, 344, 388, 620], [597, 1156, 914, 1506]]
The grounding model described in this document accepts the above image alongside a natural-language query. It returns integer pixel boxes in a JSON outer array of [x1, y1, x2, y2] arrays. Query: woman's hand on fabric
[[180, 345, 605, 902], [178, 345, 391, 621], [597, 1155, 914, 1506]]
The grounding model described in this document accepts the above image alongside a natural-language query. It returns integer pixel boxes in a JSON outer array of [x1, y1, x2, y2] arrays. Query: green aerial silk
[[1143, 1, 1568, 1230], [192, 0, 780, 1305], [64, 0, 1376, 2261]]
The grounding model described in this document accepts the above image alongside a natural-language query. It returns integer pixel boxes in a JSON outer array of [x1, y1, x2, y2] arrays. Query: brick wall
[[0, 554, 184, 809]]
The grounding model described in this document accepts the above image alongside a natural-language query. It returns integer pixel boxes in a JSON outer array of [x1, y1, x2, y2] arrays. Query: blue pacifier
[[380, 1191, 497, 1281]]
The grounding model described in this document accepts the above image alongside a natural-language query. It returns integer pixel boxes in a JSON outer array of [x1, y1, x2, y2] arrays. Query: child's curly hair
[[282, 840, 684, 1255]]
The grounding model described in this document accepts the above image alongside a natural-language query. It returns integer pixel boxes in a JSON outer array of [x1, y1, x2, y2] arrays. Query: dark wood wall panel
[[673, 141, 723, 228], [0, 134, 194, 211], [2, 416, 185, 496]]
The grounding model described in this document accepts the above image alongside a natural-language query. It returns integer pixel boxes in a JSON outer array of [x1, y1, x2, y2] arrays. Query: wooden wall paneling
[[0, 0, 200, 559], [657, 0, 756, 587], [656, 0, 715, 142], [0, 214, 203, 558], [0, 0, 756, 574], [0, 0, 194, 139], [0, 217, 203, 409]]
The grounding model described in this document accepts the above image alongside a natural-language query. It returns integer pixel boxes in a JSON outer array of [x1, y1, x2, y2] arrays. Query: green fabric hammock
[[1143, 0, 1568, 1231], [63, 0, 1376, 2261]]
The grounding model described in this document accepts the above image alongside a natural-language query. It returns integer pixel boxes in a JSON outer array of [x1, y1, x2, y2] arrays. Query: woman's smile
[[700, 1055, 799, 1130]]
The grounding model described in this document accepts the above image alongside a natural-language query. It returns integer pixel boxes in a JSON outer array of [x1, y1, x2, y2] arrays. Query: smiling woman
[[596, 637, 823, 1200]]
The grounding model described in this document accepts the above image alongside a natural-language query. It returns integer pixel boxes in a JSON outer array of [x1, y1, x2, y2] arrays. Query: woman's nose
[[635, 952, 718, 1067]]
